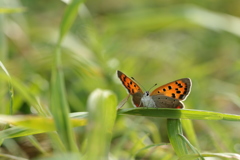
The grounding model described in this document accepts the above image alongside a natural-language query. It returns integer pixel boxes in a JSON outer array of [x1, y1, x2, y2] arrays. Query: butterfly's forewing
[[117, 71, 143, 107], [150, 78, 191, 101], [151, 95, 184, 108]]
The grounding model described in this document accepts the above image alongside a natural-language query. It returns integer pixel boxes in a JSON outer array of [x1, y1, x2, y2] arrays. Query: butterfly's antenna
[[131, 77, 147, 91], [148, 83, 157, 92]]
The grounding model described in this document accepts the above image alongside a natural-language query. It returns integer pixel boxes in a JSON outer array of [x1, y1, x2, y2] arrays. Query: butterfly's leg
[[117, 94, 130, 109]]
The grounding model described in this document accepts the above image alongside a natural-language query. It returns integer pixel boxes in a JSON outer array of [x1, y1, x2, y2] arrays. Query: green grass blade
[[85, 89, 117, 160], [0, 115, 87, 140], [118, 108, 240, 121], [0, 13, 9, 115], [27, 135, 49, 156], [50, 0, 85, 153], [0, 8, 26, 14], [178, 134, 203, 160], [0, 153, 27, 160], [0, 73, 45, 115], [50, 64, 78, 152], [181, 119, 200, 149], [0, 115, 87, 131], [179, 153, 240, 160], [207, 121, 236, 152], [0, 61, 14, 115], [0, 127, 39, 140], [133, 143, 169, 159], [167, 119, 188, 157], [34, 153, 82, 160], [70, 112, 88, 119], [58, 0, 84, 44]]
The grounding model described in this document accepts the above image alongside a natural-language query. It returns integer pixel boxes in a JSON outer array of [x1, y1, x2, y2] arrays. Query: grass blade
[[167, 119, 188, 157], [0, 8, 26, 14], [85, 89, 117, 160], [133, 143, 169, 159], [179, 153, 240, 160], [50, 0, 85, 153], [178, 134, 203, 160], [50, 63, 78, 152], [0, 115, 87, 140], [118, 108, 240, 121], [58, 0, 84, 44], [0, 61, 14, 115], [181, 119, 200, 149], [0, 153, 27, 160]]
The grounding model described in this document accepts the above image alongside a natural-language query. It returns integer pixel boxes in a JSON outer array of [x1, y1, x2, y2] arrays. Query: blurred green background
[[1, 0, 240, 159]]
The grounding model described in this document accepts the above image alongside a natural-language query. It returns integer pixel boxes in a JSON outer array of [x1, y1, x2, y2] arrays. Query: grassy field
[[1, 0, 240, 159]]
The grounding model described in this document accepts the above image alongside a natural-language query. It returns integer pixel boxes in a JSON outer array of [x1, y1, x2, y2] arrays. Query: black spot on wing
[[172, 93, 176, 98], [179, 94, 184, 99], [163, 88, 166, 92], [123, 75, 127, 81], [178, 83, 183, 88], [176, 90, 181, 94], [168, 86, 172, 90]]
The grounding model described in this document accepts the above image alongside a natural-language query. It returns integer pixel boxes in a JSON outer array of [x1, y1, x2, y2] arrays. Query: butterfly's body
[[141, 92, 156, 108], [117, 70, 191, 109]]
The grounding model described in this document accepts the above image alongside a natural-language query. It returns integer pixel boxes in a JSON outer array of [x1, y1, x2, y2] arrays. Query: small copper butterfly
[[117, 70, 192, 108]]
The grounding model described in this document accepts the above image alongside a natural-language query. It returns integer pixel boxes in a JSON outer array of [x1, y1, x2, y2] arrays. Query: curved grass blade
[[70, 112, 88, 119], [58, 0, 84, 45], [133, 143, 169, 159], [28, 135, 49, 156], [34, 153, 82, 160], [167, 119, 188, 157], [51, 0, 84, 153], [0, 61, 14, 115], [179, 153, 240, 160], [0, 8, 26, 14], [0, 115, 87, 140], [0, 127, 38, 141], [0, 153, 27, 160], [0, 73, 45, 115], [181, 119, 200, 149], [85, 89, 117, 160], [178, 134, 203, 160], [118, 108, 240, 121], [207, 121, 236, 152]]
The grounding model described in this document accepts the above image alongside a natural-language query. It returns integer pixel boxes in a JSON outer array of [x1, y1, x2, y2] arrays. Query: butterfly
[[117, 70, 192, 109]]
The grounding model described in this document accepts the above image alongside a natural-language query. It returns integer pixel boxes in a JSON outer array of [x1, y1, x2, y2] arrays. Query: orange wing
[[117, 70, 143, 95], [150, 78, 191, 101]]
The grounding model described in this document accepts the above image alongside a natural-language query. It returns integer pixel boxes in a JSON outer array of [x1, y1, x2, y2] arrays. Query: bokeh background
[[1, 0, 240, 159]]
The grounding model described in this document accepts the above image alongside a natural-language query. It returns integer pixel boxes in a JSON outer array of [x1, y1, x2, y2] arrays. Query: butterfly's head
[[143, 83, 157, 97], [144, 91, 150, 96]]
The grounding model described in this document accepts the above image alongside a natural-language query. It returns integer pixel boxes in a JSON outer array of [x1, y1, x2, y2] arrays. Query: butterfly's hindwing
[[132, 92, 144, 107], [151, 95, 184, 108], [150, 78, 191, 101]]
